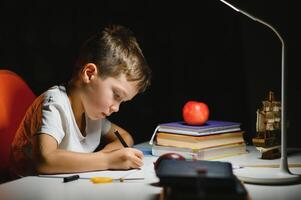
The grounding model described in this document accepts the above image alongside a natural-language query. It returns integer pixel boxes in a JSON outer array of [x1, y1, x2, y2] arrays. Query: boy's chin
[[89, 113, 106, 120]]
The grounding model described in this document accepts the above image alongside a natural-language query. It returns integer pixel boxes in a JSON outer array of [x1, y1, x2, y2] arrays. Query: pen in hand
[[114, 130, 129, 148]]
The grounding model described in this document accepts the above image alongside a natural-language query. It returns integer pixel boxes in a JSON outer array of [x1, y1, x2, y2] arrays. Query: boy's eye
[[113, 91, 122, 101]]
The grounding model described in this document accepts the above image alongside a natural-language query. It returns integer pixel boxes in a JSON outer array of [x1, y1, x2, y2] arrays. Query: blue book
[[149, 120, 241, 145]]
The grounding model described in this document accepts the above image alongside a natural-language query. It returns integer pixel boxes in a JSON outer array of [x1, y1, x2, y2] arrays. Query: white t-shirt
[[11, 85, 111, 176]]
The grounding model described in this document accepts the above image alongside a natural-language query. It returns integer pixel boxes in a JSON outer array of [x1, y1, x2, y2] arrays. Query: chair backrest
[[0, 70, 36, 175]]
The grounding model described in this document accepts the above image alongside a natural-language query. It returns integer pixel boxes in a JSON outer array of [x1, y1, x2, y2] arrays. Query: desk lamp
[[220, 0, 300, 184]]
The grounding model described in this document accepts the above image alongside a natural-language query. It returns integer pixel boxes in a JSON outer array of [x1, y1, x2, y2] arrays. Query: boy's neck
[[67, 87, 86, 135]]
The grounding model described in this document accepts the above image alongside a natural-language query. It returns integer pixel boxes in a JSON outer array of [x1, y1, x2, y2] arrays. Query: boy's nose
[[110, 104, 119, 113]]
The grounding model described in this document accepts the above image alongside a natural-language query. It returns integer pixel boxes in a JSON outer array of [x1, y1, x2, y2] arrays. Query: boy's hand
[[102, 148, 144, 169]]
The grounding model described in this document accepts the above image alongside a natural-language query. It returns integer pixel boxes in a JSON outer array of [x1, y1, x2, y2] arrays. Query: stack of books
[[149, 120, 248, 160]]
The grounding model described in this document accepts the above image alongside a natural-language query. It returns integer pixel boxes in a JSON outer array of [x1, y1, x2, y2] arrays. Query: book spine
[[197, 144, 247, 160], [158, 127, 241, 136], [159, 123, 240, 132], [152, 143, 247, 161], [157, 131, 243, 141], [157, 137, 245, 149]]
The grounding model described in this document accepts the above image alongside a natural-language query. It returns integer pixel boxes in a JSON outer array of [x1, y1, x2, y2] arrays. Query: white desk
[[1, 143, 301, 200]]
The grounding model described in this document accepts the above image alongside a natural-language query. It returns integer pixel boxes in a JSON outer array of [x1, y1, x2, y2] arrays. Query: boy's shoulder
[[45, 85, 66, 94], [42, 85, 68, 105]]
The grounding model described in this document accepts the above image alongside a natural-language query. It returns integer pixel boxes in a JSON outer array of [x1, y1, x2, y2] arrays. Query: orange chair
[[0, 70, 36, 182]]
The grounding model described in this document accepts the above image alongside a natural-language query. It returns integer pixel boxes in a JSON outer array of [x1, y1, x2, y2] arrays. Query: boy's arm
[[101, 123, 134, 152], [32, 133, 142, 174]]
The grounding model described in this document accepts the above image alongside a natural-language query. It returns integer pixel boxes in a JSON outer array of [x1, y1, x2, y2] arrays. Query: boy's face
[[81, 73, 139, 120]]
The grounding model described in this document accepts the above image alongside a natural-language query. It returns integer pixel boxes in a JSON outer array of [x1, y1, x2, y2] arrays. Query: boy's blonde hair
[[72, 24, 151, 93]]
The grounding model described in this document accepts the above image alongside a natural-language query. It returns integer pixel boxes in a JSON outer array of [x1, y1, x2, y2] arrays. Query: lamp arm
[[220, 0, 289, 173]]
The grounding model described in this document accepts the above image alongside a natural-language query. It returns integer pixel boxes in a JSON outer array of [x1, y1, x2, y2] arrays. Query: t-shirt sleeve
[[36, 103, 66, 144], [101, 118, 112, 136]]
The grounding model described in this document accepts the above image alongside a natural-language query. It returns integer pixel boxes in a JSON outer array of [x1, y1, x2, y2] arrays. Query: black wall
[[1, 1, 297, 146]]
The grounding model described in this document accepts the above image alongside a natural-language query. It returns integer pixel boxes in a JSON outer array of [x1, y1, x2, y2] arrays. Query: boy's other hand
[[102, 148, 144, 170]]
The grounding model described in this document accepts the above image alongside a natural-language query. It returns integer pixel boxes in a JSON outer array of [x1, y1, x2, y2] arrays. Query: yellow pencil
[[90, 177, 144, 184]]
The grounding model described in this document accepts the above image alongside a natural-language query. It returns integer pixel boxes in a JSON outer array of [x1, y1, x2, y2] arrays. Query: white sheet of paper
[[39, 168, 144, 179]]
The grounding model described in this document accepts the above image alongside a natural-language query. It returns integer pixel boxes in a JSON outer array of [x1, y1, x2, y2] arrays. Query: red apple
[[182, 101, 209, 125]]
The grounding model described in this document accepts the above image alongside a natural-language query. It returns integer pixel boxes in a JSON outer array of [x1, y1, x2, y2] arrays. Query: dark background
[[1, 1, 298, 147]]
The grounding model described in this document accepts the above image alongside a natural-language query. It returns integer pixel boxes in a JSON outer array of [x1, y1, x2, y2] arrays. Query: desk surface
[[1, 143, 301, 200]]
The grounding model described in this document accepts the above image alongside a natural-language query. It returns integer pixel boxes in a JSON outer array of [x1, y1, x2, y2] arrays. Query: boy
[[10, 24, 151, 176]]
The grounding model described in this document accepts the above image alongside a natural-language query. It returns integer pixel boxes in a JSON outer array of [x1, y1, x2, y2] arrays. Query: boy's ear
[[82, 63, 98, 83]]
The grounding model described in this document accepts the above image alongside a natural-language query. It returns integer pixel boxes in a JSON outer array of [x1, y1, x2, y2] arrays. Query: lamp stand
[[220, 0, 300, 184]]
